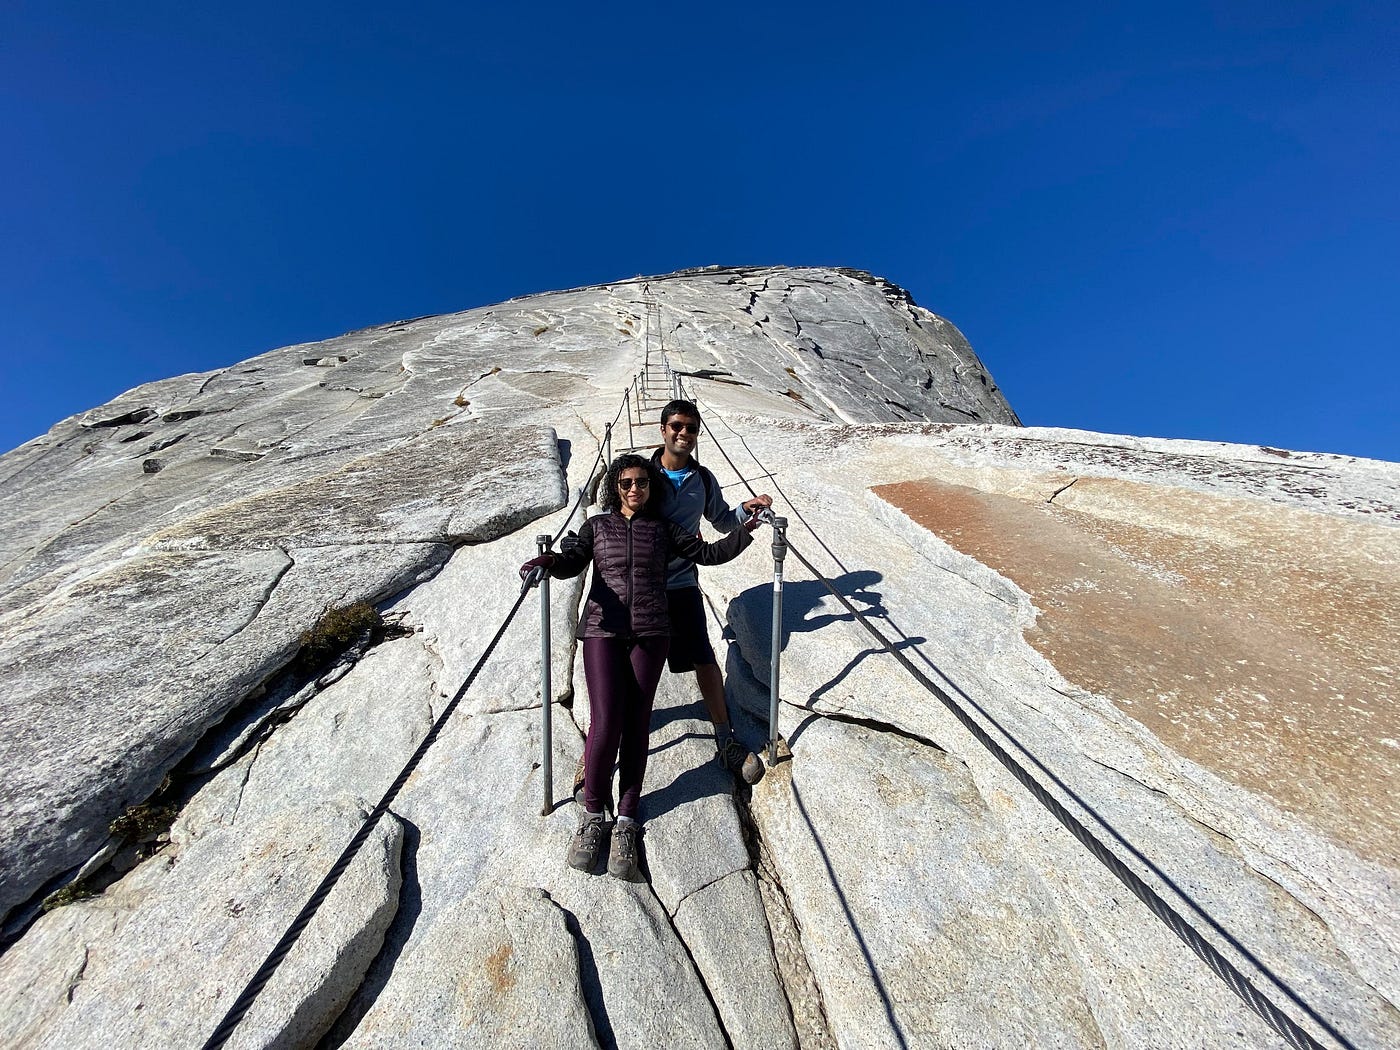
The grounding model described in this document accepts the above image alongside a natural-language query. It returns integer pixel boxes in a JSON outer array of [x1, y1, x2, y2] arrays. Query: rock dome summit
[[0, 266, 1396, 1049]]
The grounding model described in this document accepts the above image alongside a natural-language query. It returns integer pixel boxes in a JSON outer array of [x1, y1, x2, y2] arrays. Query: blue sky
[[2, 2, 1397, 460]]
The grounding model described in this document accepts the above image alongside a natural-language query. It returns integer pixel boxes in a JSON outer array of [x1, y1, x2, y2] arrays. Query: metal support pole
[[768, 516, 788, 765], [627, 385, 636, 448], [603, 421, 612, 469], [537, 534, 554, 815]]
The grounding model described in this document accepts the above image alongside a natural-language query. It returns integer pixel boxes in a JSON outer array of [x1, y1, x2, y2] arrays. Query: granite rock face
[[0, 266, 1395, 1049]]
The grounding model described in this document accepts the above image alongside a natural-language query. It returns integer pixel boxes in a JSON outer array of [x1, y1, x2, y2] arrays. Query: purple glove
[[519, 554, 555, 582], [743, 510, 766, 533]]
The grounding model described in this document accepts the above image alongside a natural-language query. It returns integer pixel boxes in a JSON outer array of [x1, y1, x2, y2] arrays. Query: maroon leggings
[[582, 635, 670, 819]]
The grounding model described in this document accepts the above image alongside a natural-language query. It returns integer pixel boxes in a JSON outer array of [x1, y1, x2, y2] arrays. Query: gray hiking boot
[[718, 738, 764, 785], [608, 819, 641, 880], [567, 814, 607, 872]]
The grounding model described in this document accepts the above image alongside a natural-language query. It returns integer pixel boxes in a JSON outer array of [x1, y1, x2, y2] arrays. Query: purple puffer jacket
[[548, 511, 751, 638]]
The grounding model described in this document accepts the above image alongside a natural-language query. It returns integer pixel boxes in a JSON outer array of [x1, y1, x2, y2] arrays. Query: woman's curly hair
[[599, 453, 664, 514]]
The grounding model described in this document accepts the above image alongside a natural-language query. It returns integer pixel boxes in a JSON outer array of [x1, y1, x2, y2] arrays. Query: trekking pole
[[536, 534, 554, 816], [767, 515, 788, 765]]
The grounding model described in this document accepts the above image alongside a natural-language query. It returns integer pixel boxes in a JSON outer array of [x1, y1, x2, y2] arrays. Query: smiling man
[[650, 398, 772, 783]]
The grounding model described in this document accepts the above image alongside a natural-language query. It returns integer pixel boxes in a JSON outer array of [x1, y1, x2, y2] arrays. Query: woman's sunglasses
[[617, 477, 651, 491]]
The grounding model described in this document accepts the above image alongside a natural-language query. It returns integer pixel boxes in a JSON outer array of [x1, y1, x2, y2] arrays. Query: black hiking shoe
[[608, 819, 641, 880], [568, 814, 607, 872], [718, 738, 764, 785]]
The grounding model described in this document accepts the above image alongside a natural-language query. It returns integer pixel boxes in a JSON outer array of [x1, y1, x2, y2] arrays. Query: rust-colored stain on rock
[[483, 942, 516, 995], [874, 476, 1400, 864]]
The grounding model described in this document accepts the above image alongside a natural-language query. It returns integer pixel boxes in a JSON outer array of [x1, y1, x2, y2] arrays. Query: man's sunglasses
[[665, 421, 700, 435], [617, 477, 651, 491]]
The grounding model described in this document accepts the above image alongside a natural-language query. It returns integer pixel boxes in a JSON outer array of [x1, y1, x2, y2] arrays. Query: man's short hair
[[660, 399, 701, 426]]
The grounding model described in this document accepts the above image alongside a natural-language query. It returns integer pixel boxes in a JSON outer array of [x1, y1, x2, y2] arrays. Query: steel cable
[[550, 379, 635, 544], [685, 390, 1345, 1050], [201, 383, 633, 1049], [200, 582, 533, 1050]]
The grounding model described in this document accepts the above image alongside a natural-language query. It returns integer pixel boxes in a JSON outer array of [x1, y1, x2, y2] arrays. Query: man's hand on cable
[[519, 554, 555, 584], [741, 493, 774, 532]]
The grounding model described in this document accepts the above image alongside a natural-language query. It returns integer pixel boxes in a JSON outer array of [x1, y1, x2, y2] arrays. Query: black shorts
[[666, 586, 717, 674]]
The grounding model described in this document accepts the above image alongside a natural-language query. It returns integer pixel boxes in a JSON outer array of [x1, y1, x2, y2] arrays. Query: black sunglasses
[[665, 421, 700, 435], [617, 476, 651, 491]]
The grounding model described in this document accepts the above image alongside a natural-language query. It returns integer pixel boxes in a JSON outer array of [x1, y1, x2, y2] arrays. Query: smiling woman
[[519, 452, 763, 879]]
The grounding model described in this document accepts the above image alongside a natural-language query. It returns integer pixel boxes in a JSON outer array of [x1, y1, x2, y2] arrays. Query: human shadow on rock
[[640, 754, 733, 825], [731, 569, 885, 654]]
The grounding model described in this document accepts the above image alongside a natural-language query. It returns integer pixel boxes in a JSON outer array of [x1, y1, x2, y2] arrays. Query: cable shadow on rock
[[647, 701, 712, 733], [644, 729, 710, 756], [785, 636, 928, 752], [791, 778, 909, 1050], [758, 557, 1354, 1049], [866, 610, 1356, 1048], [642, 686, 734, 823], [693, 396, 1355, 1048], [723, 568, 909, 747]]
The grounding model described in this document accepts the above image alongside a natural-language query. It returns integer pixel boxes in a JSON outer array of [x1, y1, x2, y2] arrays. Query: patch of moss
[[298, 601, 382, 671], [42, 881, 97, 912], [109, 803, 179, 842]]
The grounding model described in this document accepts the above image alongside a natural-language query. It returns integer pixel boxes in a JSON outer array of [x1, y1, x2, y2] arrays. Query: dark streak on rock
[[66, 946, 91, 1004], [814, 708, 949, 754], [642, 879, 736, 1050], [557, 901, 618, 1050], [734, 781, 834, 1047], [316, 817, 423, 1049]]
